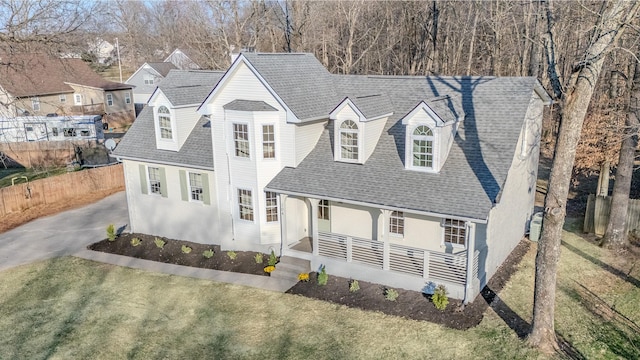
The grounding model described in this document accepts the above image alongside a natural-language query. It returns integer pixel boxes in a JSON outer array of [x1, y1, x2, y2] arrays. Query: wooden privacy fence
[[0, 164, 124, 217], [583, 194, 640, 236]]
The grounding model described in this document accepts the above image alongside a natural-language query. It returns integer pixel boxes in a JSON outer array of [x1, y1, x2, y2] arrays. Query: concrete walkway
[[0, 191, 296, 292]]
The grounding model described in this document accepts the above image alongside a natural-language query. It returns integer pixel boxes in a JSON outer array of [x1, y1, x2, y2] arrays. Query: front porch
[[278, 194, 481, 301]]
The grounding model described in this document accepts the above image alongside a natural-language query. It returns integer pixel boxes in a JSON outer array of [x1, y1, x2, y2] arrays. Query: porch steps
[[271, 256, 311, 282]]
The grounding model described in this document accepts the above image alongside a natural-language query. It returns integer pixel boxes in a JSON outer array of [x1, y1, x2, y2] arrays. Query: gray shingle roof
[[112, 106, 213, 169], [157, 70, 224, 106], [267, 76, 539, 221], [424, 94, 464, 123], [147, 62, 178, 77], [348, 94, 394, 119], [224, 99, 277, 111], [242, 53, 337, 120]]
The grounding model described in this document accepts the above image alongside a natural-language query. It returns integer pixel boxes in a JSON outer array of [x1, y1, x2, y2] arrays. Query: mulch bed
[[89, 233, 268, 276], [89, 234, 531, 330]]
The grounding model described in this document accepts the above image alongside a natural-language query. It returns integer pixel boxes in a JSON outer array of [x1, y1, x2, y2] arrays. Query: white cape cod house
[[113, 53, 551, 303]]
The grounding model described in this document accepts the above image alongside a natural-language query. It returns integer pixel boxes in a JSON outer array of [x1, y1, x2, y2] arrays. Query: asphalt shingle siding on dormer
[[267, 76, 539, 221]]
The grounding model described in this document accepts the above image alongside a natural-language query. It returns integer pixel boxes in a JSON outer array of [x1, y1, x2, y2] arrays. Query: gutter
[[109, 154, 214, 171]]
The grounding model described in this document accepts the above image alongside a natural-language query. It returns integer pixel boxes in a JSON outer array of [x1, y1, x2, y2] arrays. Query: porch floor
[[290, 237, 312, 253]]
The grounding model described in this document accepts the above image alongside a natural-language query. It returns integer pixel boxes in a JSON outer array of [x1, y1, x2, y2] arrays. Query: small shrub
[[349, 279, 360, 293], [227, 251, 237, 260], [203, 249, 214, 259], [181, 245, 192, 254], [254, 253, 264, 264], [432, 285, 449, 311], [298, 273, 309, 282], [106, 224, 116, 241], [267, 250, 278, 266], [130, 237, 142, 247], [154, 237, 166, 249], [385, 288, 399, 301], [264, 265, 275, 274], [317, 265, 328, 286]]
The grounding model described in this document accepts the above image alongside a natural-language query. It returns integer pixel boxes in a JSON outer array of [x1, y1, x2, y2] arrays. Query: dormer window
[[339, 120, 359, 161], [158, 106, 172, 139], [411, 125, 434, 169]]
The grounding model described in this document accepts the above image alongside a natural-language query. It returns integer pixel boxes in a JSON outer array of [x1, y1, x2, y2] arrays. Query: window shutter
[[139, 164, 148, 194], [201, 173, 211, 205], [179, 170, 188, 201], [159, 167, 168, 198]]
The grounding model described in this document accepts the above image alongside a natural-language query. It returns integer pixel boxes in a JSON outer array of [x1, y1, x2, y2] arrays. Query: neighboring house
[[0, 115, 104, 142], [87, 38, 115, 65], [164, 48, 201, 70], [113, 53, 551, 303], [125, 62, 177, 104], [0, 53, 135, 126]]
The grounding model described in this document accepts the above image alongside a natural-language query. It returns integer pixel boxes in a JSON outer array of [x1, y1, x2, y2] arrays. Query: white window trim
[[265, 191, 279, 223], [143, 74, 154, 85], [441, 218, 467, 249], [237, 188, 255, 222], [74, 94, 82, 105], [155, 105, 176, 142], [187, 171, 204, 203], [389, 211, 405, 237], [337, 119, 362, 163], [318, 199, 330, 220], [125, 92, 131, 104], [106, 93, 113, 107], [406, 124, 437, 173], [147, 166, 162, 196], [261, 124, 277, 160], [232, 122, 251, 159], [31, 97, 40, 111], [59, 94, 66, 103], [519, 121, 529, 159]]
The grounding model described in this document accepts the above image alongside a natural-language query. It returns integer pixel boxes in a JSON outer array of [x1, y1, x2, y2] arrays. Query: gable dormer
[[401, 95, 464, 173], [329, 96, 392, 164], [148, 88, 203, 152]]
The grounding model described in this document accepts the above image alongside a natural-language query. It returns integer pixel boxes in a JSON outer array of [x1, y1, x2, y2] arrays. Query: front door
[[24, 123, 48, 141], [318, 199, 331, 233]]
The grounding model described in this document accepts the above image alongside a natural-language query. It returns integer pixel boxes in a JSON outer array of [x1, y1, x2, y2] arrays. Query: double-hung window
[[158, 106, 172, 139], [148, 167, 162, 195], [106, 93, 113, 106], [412, 125, 434, 169], [59, 94, 66, 103], [31, 97, 40, 112], [339, 120, 359, 161], [238, 189, 253, 221], [125, 92, 131, 104], [189, 172, 204, 201], [318, 199, 330, 220], [234, 123, 250, 158], [74, 94, 82, 105], [262, 125, 275, 159], [144, 74, 154, 85], [265, 191, 278, 222], [390, 211, 404, 236], [443, 219, 466, 246]]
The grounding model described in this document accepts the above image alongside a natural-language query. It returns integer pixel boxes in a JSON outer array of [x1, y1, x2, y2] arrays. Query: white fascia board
[[147, 87, 164, 106], [264, 187, 488, 224], [329, 98, 365, 120], [534, 80, 553, 105], [401, 101, 445, 126], [197, 54, 293, 120], [125, 63, 154, 84], [112, 154, 215, 171]]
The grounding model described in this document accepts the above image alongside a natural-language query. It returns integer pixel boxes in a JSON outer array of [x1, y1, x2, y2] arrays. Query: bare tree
[[528, 0, 639, 353]]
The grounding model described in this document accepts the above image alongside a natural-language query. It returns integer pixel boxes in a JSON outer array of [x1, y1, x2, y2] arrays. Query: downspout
[[464, 222, 477, 304], [223, 111, 236, 242]]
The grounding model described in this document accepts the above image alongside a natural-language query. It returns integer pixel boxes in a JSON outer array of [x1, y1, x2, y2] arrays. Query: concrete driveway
[[0, 191, 128, 271]]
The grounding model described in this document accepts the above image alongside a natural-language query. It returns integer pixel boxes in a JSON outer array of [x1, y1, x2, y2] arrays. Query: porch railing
[[318, 231, 476, 286]]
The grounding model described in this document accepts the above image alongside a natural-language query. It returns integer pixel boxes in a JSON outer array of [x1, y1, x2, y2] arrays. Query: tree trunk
[[602, 60, 640, 249], [528, 0, 639, 353]]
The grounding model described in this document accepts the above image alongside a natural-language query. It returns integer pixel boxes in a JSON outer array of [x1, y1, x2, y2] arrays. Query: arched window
[[412, 125, 433, 168], [340, 120, 359, 160], [158, 106, 172, 139]]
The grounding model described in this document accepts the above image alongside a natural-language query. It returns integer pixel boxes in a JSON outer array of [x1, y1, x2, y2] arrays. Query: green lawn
[[0, 222, 638, 359], [0, 167, 67, 188]]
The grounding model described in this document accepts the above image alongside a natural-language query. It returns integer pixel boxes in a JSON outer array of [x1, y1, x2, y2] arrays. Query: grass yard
[[0, 221, 638, 359]]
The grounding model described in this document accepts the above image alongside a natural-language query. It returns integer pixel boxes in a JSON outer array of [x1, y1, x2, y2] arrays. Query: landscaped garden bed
[[88, 231, 530, 330]]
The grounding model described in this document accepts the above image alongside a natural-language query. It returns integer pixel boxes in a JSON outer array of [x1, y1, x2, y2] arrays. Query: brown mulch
[[89, 233, 269, 276], [287, 240, 532, 330], [89, 233, 531, 330]]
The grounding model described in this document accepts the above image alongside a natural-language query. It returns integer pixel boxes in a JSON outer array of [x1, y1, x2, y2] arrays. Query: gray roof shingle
[[112, 106, 214, 169], [267, 76, 539, 221], [147, 62, 178, 77], [156, 70, 224, 106], [224, 99, 278, 111]]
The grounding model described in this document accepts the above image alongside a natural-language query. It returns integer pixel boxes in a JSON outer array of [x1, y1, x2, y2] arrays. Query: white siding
[[395, 213, 443, 251], [284, 196, 309, 245], [330, 202, 377, 239], [295, 120, 327, 165], [363, 117, 387, 162], [174, 106, 201, 150], [483, 93, 544, 287], [150, 92, 178, 151], [123, 160, 219, 244]]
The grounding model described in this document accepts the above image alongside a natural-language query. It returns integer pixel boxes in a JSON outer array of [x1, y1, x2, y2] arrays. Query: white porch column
[[308, 198, 320, 256], [381, 209, 391, 270], [464, 222, 477, 304], [278, 194, 288, 255]]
